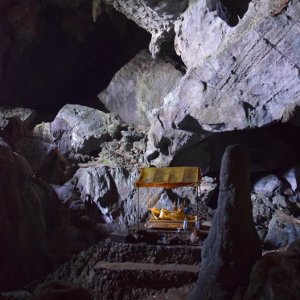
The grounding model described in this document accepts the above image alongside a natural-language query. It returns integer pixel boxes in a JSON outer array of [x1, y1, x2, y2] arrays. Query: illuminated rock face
[[98, 49, 182, 129], [50, 104, 122, 156], [145, 0, 300, 167]]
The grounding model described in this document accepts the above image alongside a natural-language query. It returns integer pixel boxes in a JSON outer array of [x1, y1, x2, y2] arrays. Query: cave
[[1, 0, 300, 299]]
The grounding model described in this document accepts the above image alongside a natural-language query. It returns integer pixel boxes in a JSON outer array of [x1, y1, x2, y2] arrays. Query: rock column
[[190, 144, 262, 300]]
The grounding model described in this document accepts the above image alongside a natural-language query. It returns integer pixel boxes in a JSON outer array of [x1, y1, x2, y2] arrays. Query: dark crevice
[[206, 0, 252, 27], [0, 2, 151, 114]]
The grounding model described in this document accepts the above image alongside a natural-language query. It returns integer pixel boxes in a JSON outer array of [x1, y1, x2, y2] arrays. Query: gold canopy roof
[[135, 166, 201, 189]]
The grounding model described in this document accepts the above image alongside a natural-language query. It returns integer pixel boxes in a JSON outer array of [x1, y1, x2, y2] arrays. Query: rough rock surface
[[37, 239, 200, 300], [102, 0, 188, 57], [264, 211, 300, 250], [51, 104, 122, 156], [147, 0, 300, 166], [253, 175, 282, 195], [284, 165, 300, 192], [98, 49, 182, 128], [71, 165, 139, 225], [190, 145, 262, 300], [0, 107, 36, 130], [235, 239, 300, 300]]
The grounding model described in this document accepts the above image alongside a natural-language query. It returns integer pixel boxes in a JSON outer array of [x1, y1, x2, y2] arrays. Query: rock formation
[[235, 239, 300, 300], [264, 211, 300, 250], [190, 145, 262, 300], [101, 0, 189, 57], [98, 49, 183, 128], [50, 104, 122, 156], [147, 0, 300, 167]]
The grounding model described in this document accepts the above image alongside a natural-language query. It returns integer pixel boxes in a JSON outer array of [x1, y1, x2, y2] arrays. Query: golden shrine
[[135, 167, 201, 230]]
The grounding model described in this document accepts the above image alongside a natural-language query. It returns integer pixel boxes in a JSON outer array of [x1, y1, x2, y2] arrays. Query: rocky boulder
[[0, 140, 57, 290], [264, 211, 300, 250], [253, 175, 282, 195], [284, 165, 300, 192], [0, 107, 36, 130], [235, 239, 300, 300], [51, 104, 122, 156], [102, 0, 189, 57], [147, 0, 300, 167], [71, 165, 140, 225], [190, 145, 261, 300], [98, 49, 182, 128]]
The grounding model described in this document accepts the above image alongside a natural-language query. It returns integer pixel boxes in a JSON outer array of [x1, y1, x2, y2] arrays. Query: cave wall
[[0, 0, 150, 113]]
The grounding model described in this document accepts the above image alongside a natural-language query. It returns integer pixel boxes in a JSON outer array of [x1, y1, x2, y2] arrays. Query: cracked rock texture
[[51, 104, 122, 156], [98, 49, 182, 128], [102, 0, 188, 57], [146, 0, 300, 166]]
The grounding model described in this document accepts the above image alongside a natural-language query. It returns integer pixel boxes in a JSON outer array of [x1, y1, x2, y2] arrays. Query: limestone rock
[[147, 0, 300, 166], [13, 137, 56, 173], [253, 175, 282, 195], [32, 122, 55, 143], [37, 149, 77, 184], [72, 165, 141, 225], [190, 145, 261, 300], [98, 50, 182, 128], [0, 107, 36, 130], [264, 211, 300, 250], [51, 104, 121, 156], [284, 165, 300, 192], [147, 123, 293, 173], [236, 239, 300, 300], [103, 0, 188, 57]]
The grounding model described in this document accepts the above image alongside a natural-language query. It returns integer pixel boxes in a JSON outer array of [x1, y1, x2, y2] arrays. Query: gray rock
[[0, 107, 36, 130], [146, 0, 300, 166], [32, 122, 55, 143], [284, 165, 300, 192], [251, 193, 275, 227], [264, 211, 300, 250], [253, 175, 282, 194], [13, 137, 56, 173], [51, 182, 79, 204], [98, 50, 182, 129], [36, 148, 77, 184], [236, 239, 300, 300], [102, 0, 188, 57], [190, 145, 261, 300], [51, 104, 121, 156], [72, 165, 142, 225]]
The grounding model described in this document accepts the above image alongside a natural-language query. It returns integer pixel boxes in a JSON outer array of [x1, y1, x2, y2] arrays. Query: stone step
[[95, 240, 201, 265], [91, 261, 199, 300], [94, 262, 199, 273]]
